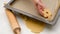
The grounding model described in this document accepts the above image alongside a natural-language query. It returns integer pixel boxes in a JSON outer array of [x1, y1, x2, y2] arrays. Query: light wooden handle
[[5, 9, 21, 34]]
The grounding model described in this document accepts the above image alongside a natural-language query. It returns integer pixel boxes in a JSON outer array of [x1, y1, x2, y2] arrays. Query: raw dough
[[43, 9, 52, 20], [19, 14, 45, 34]]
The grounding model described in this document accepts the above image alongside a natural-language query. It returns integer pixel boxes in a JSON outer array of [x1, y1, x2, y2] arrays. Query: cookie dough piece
[[43, 8, 52, 20]]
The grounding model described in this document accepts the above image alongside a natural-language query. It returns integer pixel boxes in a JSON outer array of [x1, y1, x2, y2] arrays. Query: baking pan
[[4, 0, 60, 25]]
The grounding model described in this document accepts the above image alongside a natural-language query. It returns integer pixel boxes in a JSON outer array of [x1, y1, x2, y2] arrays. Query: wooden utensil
[[5, 9, 21, 34]]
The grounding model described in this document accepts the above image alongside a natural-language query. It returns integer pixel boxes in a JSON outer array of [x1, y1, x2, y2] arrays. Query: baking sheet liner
[[4, 0, 60, 25]]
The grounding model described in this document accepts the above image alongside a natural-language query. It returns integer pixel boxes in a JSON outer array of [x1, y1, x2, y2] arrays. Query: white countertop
[[0, 0, 60, 34]]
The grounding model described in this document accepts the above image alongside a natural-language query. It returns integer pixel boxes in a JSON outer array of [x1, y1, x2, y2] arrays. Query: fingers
[[33, 0, 45, 9], [33, 0, 45, 16], [33, 0, 44, 16], [37, 4, 44, 15], [38, 2, 45, 9]]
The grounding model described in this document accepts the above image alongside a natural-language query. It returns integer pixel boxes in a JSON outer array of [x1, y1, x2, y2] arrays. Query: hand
[[33, 0, 45, 16], [33, 0, 52, 19]]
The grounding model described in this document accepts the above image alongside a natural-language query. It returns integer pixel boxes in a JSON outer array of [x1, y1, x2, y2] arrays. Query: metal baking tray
[[4, 0, 60, 25]]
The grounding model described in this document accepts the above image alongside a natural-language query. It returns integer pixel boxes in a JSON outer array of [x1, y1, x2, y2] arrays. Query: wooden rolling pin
[[5, 9, 21, 34]]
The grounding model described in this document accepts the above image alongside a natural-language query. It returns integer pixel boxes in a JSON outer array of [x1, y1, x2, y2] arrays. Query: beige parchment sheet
[[19, 14, 45, 34], [11, 0, 59, 21]]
